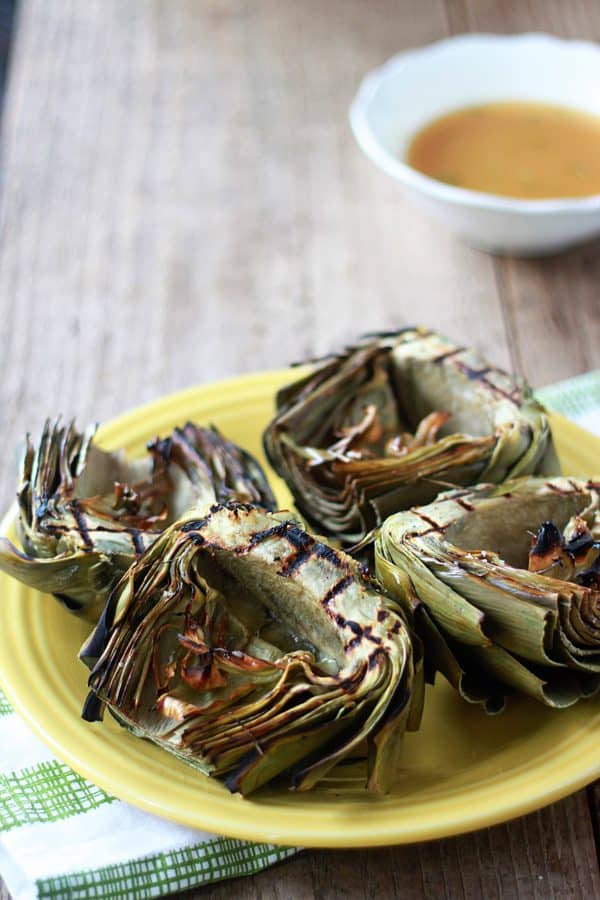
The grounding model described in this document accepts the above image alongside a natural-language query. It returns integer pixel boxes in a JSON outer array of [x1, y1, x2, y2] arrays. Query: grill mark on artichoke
[[406, 527, 436, 537], [415, 512, 443, 530], [280, 525, 314, 551], [248, 523, 291, 545], [431, 347, 465, 364], [456, 364, 492, 381], [545, 482, 573, 494], [278, 542, 315, 576], [320, 575, 354, 609], [180, 518, 210, 533], [342, 623, 383, 651], [70, 499, 94, 550], [366, 631, 383, 645], [129, 530, 145, 555], [314, 543, 343, 567], [368, 649, 385, 669], [453, 360, 522, 405]]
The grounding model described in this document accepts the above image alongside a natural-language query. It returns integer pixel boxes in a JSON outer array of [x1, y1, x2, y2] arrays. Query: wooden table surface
[[0, 1, 599, 897]]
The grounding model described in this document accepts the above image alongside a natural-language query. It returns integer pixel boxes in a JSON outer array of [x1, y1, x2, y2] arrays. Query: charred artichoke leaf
[[376, 476, 600, 712], [83, 503, 423, 795], [529, 515, 600, 583], [264, 329, 559, 545], [0, 419, 276, 617]]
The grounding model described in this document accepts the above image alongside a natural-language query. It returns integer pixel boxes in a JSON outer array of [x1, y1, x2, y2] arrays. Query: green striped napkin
[[1, 371, 599, 900], [0, 702, 297, 899]]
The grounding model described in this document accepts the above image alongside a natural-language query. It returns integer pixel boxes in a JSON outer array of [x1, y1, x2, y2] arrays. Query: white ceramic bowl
[[350, 34, 600, 256]]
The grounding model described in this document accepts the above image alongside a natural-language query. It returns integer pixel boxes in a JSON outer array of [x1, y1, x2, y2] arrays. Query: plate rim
[[0, 370, 599, 848]]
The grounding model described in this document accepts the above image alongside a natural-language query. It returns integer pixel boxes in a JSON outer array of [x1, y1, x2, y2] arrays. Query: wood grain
[[185, 791, 600, 899], [0, 1, 598, 898]]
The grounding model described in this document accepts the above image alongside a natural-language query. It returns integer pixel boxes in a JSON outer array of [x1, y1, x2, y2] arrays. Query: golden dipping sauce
[[407, 101, 600, 199]]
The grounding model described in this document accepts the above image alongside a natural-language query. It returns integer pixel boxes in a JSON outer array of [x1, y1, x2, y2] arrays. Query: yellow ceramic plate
[[0, 370, 599, 848]]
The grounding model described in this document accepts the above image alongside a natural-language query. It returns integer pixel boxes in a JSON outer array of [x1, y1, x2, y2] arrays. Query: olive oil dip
[[407, 101, 600, 199]]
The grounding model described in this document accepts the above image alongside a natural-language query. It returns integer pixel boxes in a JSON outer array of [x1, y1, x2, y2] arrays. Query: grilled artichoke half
[[263, 329, 559, 546], [82, 503, 423, 795], [0, 419, 276, 617], [375, 477, 600, 713]]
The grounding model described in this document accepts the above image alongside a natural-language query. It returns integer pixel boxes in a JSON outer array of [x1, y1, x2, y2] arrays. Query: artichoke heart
[[376, 476, 600, 712], [263, 329, 559, 545], [82, 503, 423, 795], [0, 419, 276, 618]]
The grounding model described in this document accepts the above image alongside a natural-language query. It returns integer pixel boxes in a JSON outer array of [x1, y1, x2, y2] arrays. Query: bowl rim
[[349, 32, 600, 215]]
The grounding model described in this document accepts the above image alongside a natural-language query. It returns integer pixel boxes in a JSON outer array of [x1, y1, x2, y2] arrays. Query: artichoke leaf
[[375, 548, 505, 713]]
